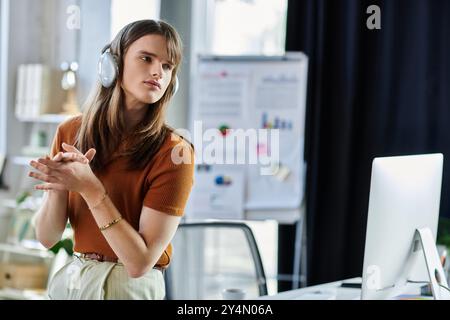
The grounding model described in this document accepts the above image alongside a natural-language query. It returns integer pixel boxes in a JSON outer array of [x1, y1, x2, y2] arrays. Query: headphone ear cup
[[98, 51, 118, 88]]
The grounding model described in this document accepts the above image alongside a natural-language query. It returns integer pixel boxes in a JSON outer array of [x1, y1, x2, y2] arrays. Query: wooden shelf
[[0, 243, 53, 259], [0, 198, 17, 209], [0, 288, 48, 300]]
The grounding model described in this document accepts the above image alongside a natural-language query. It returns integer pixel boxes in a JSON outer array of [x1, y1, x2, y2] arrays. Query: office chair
[[164, 221, 267, 300]]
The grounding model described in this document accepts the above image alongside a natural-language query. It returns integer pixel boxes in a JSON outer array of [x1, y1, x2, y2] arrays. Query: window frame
[[203, 0, 288, 56], [110, 0, 161, 40]]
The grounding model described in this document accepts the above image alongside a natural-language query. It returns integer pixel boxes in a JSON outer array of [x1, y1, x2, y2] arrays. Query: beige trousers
[[47, 256, 165, 300]]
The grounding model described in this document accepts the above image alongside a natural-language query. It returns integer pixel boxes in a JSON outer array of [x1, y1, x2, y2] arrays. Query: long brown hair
[[75, 20, 183, 171]]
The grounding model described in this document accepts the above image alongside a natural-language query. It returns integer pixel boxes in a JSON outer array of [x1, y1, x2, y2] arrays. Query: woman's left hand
[[29, 143, 104, 196]]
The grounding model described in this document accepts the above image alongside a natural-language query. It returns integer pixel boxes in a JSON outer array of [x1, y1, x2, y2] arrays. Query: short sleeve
[[49, 116, 81, 158], [143, 141, 195, 216], [49, 124, 63, 158]]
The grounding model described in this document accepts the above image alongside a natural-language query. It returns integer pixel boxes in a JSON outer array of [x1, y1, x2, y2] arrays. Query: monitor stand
[[414, 228, 450, 300]]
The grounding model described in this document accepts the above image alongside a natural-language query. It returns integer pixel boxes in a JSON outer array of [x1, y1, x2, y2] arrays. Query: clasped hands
[[28, 143, 104, 197]]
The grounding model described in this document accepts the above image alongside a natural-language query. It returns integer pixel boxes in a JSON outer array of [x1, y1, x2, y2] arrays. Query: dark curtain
[[284, 0, 450, 286]]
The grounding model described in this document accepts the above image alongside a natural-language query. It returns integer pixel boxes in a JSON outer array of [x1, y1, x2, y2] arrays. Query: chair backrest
[[165, 221, 267, 300]]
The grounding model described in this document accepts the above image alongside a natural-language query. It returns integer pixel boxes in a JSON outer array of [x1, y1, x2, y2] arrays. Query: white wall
[[77, 0, 111, 104]]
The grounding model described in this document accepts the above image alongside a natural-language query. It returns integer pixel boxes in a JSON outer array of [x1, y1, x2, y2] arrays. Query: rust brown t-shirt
[[49, 115, 194, 268]]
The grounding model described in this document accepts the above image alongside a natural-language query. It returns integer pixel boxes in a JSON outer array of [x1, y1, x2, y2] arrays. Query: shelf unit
[[0, 198, 16, 209], [10, 114, 73, 166], [0, 242, 53, 259], [11, 156, 32, 167], [0, 287, 47, 300], [0, 242, 53, 300], [0, 113, 65, 298], [16, 113, 71, 124]]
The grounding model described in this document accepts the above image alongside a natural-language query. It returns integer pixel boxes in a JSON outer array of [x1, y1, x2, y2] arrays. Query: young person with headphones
[[28, 20, 194, 300]]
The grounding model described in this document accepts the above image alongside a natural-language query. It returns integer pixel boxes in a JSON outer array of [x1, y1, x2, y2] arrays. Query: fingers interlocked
[[28, 143, 97, 191], [29, 159, 62, 183]]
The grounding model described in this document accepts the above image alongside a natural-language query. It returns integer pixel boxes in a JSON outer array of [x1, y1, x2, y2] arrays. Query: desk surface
[[258, 277, 425, 300], [259, 277, 362, 300]]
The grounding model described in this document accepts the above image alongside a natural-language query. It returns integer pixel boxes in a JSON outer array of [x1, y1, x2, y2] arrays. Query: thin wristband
[[89, 191, 108, 211], [99, 216, 123, 231]]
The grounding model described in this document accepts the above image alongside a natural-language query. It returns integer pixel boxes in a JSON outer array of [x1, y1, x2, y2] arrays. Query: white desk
[[258, 277, 362, 300], [258, 277, 425, 300]]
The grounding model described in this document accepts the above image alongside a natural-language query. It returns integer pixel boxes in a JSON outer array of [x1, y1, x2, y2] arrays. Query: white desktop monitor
[[361, 153, 447, 300]]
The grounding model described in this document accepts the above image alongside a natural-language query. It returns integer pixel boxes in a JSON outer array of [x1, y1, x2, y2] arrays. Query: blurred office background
[[0, 0, 450, 299]]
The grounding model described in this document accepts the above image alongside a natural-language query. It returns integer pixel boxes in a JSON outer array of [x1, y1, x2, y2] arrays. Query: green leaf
[[49, 238, 74, 256], [16, 191, 31, 205]]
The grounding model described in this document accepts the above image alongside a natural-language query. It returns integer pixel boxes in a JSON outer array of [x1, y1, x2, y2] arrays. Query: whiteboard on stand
[[185, 53, 308, 221]]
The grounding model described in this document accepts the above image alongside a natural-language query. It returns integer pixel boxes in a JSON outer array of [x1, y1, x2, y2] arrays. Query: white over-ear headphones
[[98, 47, 179, 97], [98, 48, 118, 88]]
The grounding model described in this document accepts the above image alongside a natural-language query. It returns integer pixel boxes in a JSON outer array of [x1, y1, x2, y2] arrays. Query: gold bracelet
[[88, 191, 108, 211], [99, 216, 123, 232]]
